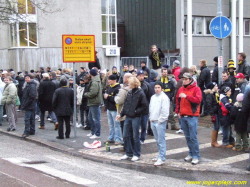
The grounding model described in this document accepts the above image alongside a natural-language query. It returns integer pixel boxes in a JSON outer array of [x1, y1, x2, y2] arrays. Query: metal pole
[[231, 0, 237, 62], [217, 0, 223, 85], [187, 0, 193, 68], [73, 62, 77, 138], [239, 0, 244, 52]]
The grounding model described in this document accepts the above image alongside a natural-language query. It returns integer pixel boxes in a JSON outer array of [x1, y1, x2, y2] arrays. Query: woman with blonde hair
[[117, 76, 148, 162]]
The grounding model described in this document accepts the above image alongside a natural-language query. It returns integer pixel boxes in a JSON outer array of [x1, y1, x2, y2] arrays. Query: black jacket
[[204, 89, 219, 115], [120, 88, 148, 118], [77, 71, 88, 85], [212, 64, 218, 84], [242, 90, 250, 133], [219, 94, 233, 127], [112, 72, 120, 82], [149, 48, 165, 69], [218, 78, 234, 96], [51, 78, 60, 89], [141, 66, 150, 79], [16, 76, 25, 96], [199, 66, 211, 90], [88, 57, 101, 70], [81, 82, 89, 110], [236, 59, 250, 80], [21, 80, 37, 111], [232, 79, 248, 103], [106, 83, 120, 111], [231, 102, 248, 133], [38, 79, 56, 112], [158, 77, 175, 101], [52, 87, 74, 116]]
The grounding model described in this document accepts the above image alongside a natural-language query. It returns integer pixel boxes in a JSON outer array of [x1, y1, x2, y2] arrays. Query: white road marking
[[3, 158, 97, 185], [205, 153, 249, 166]]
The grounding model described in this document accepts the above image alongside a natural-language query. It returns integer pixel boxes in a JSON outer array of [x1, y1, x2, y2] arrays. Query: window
[[9, 0, 38, 48], [184, 16, 213, 36], [244, 19, 250, 36], [101, 0, 117, 46]]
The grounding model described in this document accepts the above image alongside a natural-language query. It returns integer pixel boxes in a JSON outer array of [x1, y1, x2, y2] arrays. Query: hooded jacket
[[171, 66, 181, 82], [120, 88, 148, 118], [231, 101, 247, 133], [84, 75, 103, 106], [106, 83, 120, 111], [199, 66, 211, 90], [1, 81, 17, 105], [204, 89, 220, 115], [219, 94, 233, 126], [175, 80, 202, 116], [21, 80, 37, 111]]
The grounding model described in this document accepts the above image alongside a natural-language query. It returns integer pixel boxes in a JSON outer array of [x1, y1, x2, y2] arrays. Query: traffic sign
[[210, 16, 232, 39], [62, 35, 95, 63]]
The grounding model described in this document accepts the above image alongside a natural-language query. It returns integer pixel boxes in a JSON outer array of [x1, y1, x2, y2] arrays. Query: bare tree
[[0, 0, 62, 24]]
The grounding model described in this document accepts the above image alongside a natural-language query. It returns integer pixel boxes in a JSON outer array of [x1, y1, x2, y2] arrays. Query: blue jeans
[[24, 110, 36, 135], [107, 110, 122, 143], [123, 117, 141, 157], [222, 125, 235, 146], [213, 114, 220, 131], [180, 116, 200, 159], [40, 111, 57, 126], [88, 105, 101, 136], [80, 109, 89, 126], [36, 101, 40, 115], [151, 121, 167, 161], [0, 105, 3, 124], [140, 114, 148, 142]]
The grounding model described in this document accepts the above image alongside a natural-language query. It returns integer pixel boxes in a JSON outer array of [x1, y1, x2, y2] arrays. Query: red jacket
[[172, 67, 181, 81], [175, 80, 202, 116]]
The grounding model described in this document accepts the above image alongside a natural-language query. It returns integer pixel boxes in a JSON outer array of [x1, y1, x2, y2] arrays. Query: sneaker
[[154, 159, 165, 166], [174, 113, 177, 117], [115, 141, 122, 145], [176, 129, 183, 134], [120, 155, 131, 160], [184, 155, 193, 162], [39, 126, 45, 129], [191, 158, 200, 165], [171, 126, 180, 130], [3, 115, 7, 118], [7, 127, 16, 132], [89, 135, 100, 139], [218, 130, 223, 135], [152, 158, 158, 162], [232, 147, 242, 151], [35, 115, 40, 119], [131, 156, 139, 162], [87, 133, 93, 137], [76, 123, 82, 128], [47, 118, 52, 121], [37, 118, 41, 122], [140, 141, 144, 145], [16, 110, 21, 112], [22, 134, 29, 138]]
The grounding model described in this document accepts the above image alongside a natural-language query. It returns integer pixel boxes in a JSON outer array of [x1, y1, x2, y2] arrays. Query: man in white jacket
[[149, 81, 170, 166]]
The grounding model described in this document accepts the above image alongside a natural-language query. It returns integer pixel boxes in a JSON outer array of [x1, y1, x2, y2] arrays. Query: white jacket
[[0, 79, 5, 105], [149, 91, 170, 124]]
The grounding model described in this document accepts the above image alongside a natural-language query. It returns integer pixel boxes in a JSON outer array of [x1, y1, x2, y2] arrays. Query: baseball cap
[[235, 73, 245, 79]]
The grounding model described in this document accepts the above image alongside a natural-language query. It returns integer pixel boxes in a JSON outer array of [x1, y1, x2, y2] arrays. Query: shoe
[[76, 123, 82, 128], [232, 147, 242, 151], [35, 115, 40, 119], [131, 156, 139, 162], [120, 155, 131, 160], [89, 135, 100, 139], [211, 130, 221, 148], [7, 127, 15, 132], [218, 130, 223, 135], [152, 158, 158, 162], [39, 126, 45, 129], [230, 142, 235, 147], [115, 141, 122, 145], [176, 129, 183, 134], [243, 148, 249, 153], [106, 140, 115, 143], [7, 128, 11, 132], [191, 158, 200, 165], [16, 110, 21, 112], [3, 114, 7, 118], [171, 126, 180, 130], [200, 113, 208, 117], [87, 133, 93, 137], [56, 136, 64, 139], [66, 136, 70, 139], [222, 144, 233, 149], [54, 122, 59, 130], [140, 141, 144, 144], [47, 118, 52, 121], [22, 134, 29, 138], [184, 155, 193, 162], [83, 126, 90, 130], [29, 132, 35, 135], [154, 159, 165, 166], [119, 147, 125, 152], [174, 113, 177, 117], [37, 118, 41, 122]]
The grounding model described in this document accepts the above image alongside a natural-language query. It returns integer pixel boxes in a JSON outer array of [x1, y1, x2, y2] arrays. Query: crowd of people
[[0, 47, 250, 169]]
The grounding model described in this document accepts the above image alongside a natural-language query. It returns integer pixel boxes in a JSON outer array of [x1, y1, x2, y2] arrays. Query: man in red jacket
[[171, 60, 181, 81], [175, 73, 202, 165]]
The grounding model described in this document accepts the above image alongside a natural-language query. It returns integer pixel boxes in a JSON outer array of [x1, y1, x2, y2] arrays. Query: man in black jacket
[[237, 52, 250, 81], [140, 61, 150, 80], [77, 67, 88, 85], [136, 70, 154, 144], [117, 77, 148, 162], [21, 74, 37, 138], [218, 71, 234, 96], [52, 79, 74, 139], [104, 75, 122, 144], [199, 59, 211, 117], [88, 51, 101, 70], [212, 56, 218, 84], [149, 45, 165, 79]]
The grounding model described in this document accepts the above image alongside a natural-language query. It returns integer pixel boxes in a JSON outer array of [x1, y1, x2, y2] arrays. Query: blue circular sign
[[210, 16, 232, 39], [65, 37, 72, 45]]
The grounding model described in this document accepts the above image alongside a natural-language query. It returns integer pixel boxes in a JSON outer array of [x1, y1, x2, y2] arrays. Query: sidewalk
[[0, 109, 249, 175]]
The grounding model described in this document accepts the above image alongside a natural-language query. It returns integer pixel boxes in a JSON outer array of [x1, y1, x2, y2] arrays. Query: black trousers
[[57, 115, 71, 138]]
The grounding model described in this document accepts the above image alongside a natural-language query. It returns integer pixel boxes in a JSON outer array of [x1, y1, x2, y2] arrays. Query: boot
[[211, 130, 221, 148], [222, 144, 233, 149]]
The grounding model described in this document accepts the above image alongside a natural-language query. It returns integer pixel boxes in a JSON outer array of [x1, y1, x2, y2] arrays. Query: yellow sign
[[62, 35, 95, 62]]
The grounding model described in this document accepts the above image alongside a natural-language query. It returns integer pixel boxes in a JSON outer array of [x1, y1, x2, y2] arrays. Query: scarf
[[152, 52, 161, 66], [160, 77, 170, 92], [238, 61, 243, 65]]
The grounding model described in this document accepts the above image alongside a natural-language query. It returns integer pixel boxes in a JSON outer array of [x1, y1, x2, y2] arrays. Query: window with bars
[[9, 0, 38, 47], [244, 19, 250, 36], [101, 0, 117, 46]]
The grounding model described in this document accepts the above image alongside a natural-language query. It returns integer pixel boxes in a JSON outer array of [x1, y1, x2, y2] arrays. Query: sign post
[[62, 35, 95, 139], [210, 0, 232, 85]]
